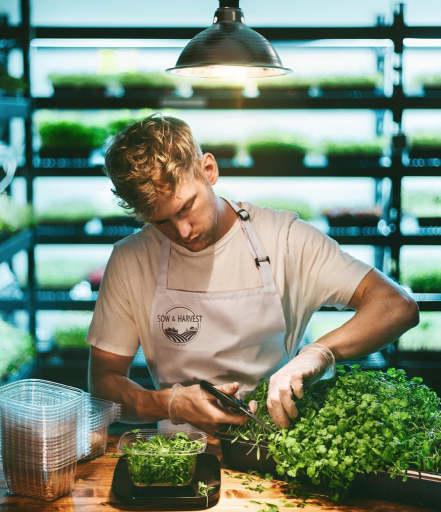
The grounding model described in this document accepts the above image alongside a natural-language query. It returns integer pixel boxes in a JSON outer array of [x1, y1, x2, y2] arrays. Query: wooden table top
[[0, 434, 436, 512]]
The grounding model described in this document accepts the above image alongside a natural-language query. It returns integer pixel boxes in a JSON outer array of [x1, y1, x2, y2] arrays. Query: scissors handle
[[200, 380, 250, 414]]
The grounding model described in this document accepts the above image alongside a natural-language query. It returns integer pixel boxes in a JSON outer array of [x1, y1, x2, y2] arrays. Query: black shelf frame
[[0, 0, 37, 340], [25, 25, 441, 40], [32, 228, 441, 247], [31, 96, 441, 111], [21, 163, 441, 178]]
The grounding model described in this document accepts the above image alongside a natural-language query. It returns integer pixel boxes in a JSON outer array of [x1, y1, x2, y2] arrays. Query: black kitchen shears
[[200, 380, 275, 432]]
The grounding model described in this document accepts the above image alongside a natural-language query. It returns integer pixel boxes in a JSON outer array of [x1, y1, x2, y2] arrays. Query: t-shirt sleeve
[[289, 219, 373, 311], [86, 244, 140, 356]]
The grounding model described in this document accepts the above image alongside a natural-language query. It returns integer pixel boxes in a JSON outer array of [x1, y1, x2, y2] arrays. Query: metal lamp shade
[[166, 7, 292, 78]]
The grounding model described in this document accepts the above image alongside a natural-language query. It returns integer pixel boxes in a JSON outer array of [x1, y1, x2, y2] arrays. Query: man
[[87, 113, 419, 433]]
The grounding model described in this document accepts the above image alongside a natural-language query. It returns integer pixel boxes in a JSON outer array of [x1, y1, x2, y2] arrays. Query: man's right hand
[[168, 381, 257, 434]]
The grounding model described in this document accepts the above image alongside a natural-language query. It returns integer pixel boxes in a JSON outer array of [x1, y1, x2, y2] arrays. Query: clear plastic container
[[117, 429, 207, 487], [81, 398, 121, 461], [2, 459, 77, 501], [0, 379, 91, 501]]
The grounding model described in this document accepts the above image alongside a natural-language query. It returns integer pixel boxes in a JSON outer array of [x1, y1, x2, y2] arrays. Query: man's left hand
[[267, 343, 336, 428]]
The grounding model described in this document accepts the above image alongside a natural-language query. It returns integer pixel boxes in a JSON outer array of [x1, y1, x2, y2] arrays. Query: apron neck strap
[[225, 199, 277, 293], [156, 235, 171, 290]]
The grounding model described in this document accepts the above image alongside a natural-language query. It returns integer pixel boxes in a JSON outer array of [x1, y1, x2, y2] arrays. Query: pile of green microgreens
[[122, 432, 203, 486], [227, 365, 441, 501]]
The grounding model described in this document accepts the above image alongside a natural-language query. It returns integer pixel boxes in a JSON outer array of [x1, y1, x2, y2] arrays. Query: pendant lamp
[[166, 0, 292, 78]]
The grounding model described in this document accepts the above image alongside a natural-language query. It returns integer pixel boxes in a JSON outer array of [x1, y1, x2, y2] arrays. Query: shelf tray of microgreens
[[214, 366, 441, 511]]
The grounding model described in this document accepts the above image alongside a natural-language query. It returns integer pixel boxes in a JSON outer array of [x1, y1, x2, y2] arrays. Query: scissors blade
[[239, 407, 275, 432]]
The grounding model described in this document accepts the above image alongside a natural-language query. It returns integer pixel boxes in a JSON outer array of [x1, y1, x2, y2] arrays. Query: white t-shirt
[[86, 202, 373, 367]]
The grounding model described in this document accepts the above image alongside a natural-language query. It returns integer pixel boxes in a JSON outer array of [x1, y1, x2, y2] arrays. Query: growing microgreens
[[228, 366, 441, 501], [122, 432, 203, 486], [198, 481, 216, 507]]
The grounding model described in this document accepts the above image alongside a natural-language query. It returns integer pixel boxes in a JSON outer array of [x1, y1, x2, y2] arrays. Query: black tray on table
[[214, 431, 277, 473], [215, 431, 441, 511], [111, 453, 220, 509]]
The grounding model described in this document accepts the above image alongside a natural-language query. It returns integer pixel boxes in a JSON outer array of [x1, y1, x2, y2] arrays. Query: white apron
[[150, 200, 288, 429]]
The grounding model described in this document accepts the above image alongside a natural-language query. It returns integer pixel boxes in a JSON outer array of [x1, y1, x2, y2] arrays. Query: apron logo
[[158, 306, 202, 345]]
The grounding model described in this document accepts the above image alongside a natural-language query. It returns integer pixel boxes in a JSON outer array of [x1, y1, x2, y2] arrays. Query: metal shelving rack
[[0, 0, 37, 334], [1, 3, 441, 323]]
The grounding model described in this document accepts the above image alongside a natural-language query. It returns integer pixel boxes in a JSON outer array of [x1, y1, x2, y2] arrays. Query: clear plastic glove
[[267, 343, 336, 428], [168, 381, 257, 434]]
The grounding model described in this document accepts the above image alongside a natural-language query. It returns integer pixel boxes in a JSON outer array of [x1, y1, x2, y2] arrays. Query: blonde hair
[[104, 113, 203, 220]]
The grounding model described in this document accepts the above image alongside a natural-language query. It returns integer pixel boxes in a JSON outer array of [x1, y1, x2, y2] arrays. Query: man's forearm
[[316, 287, 419, 362], [89, 371, 171, 423]]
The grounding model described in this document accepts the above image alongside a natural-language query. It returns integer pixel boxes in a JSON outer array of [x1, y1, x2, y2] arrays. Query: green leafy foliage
[[0, 319, 35, 381], [227, 380, 277, 444], [0, 194, 35, 236], [414, 74, 441, 88], [35, 261, 97, 291], [256, 76, 314, 90], [36, 200, 128, 225], [398, 312, 441, 352], [49, 72, 178, 90], [123, 432, 204, 486], [36, 201, 101, 224], [246, 133, 310, 157], [107, 118, 137, 135], [228, 368, 441, 500], [49, 73, 111, 89], [323, 139, 386, 157], [117, 71, 177, 88], [39, 121, 108, 149], [403, 267, 441, 294], [106, 109, 152, 135], [402, 189, 441, 218], [53, 312, 93, 348], [200, 141, 238, 156], [0, 69, 27, 93], [256, 74, 382, 91], [409, 132, 441, 150], [314, 74, 382, 89]]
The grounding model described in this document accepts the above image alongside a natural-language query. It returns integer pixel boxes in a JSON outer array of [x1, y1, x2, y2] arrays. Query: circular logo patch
[[158, 306, 202, 345]]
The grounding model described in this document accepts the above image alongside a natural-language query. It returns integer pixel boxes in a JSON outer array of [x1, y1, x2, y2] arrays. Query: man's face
[[150, 177, 219, 252]]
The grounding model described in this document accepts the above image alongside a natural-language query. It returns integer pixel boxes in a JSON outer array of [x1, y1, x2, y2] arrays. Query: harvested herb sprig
[[198, 481, 216, 507], [123, 432, 203, 486]]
